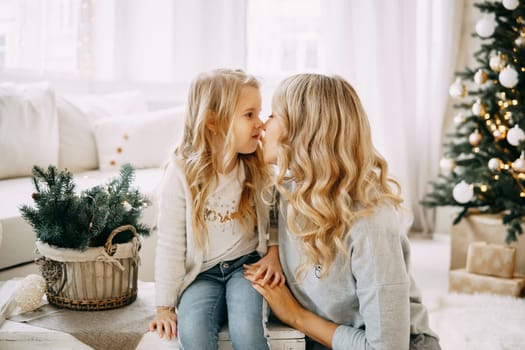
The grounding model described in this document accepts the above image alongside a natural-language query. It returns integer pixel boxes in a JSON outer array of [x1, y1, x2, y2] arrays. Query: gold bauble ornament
[[474, 69, 488, 84], [449, 78, 467, 98], [489, 53, 508, 72], [469, 129, 483, 146], [472, 100, 486, 116]]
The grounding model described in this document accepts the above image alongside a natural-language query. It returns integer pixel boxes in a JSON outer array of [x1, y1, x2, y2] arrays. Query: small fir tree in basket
[[20, 164, 151, 250]]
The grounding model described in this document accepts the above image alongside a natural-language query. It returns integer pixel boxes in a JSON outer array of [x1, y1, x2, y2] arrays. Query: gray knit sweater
[[278, 204, 438, 350]]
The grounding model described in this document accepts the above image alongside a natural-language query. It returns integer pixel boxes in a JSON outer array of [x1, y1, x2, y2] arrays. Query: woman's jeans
[[177, 252, 269, 350]]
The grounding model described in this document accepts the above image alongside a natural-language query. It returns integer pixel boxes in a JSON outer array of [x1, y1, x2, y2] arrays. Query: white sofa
[[0, 82, 186, 281]]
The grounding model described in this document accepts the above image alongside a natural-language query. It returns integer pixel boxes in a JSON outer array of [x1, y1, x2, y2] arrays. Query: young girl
[[149, 69, 284, 350], [246, 73, 440, 350]]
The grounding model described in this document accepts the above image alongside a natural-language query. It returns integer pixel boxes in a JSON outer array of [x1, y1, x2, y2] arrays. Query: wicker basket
[[35, 225, 140, 311]]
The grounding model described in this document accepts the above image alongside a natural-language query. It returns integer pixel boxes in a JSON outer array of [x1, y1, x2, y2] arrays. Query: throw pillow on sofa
[[57, 90, 148, 172], [93, 106, 186, 172], [0, 82, 58, 179]]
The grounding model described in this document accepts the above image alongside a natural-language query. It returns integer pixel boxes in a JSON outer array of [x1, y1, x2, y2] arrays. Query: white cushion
[[93, 106, 186, 172], [57, 90, 148, 172], [0, 82, 58, 179]]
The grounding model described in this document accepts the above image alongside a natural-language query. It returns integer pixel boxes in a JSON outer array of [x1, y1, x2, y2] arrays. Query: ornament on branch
[[453, 112, 466, 125], [439, 157, 456, 174], [469, 129, 483, 146], [476, 16, 496, 37], [474, 69, 488, 85], [499, 66, 519, 88], [472, 100, 486, 116], [512, 152, 525, 173], [488, 157, 503, 171], [502, 0, 520, 10], [515, 35, 525, 48], [449, 77, 467, 98], [490, 52, 508, 72], [507, 124, 525, 145], [453, 181, 473, 204], [493, 126, 507, 140]]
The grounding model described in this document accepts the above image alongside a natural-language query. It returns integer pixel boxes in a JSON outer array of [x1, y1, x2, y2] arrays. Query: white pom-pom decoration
[[499, 66, 519, 88], [488, 158, 503, 171], [453, 181, 473, 204], [502, 0, 520, 10], [507, 125, 525, 145], [14, 274, 46, 313], [476, 17, 495, 38]]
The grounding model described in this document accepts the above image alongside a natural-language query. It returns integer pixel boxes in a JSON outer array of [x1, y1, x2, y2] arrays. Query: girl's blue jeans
[[177, 251, 270, 350]]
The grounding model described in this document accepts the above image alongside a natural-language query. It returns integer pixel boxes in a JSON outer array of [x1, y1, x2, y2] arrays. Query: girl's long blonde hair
[[272, 73, 403, 279], [175, 68, 270, 250]]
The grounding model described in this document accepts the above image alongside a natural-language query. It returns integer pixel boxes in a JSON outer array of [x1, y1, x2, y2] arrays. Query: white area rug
[[428, 293, 525, 350]]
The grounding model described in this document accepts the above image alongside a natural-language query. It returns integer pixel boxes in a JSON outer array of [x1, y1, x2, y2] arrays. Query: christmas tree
[[423, 0, 525, 244], [20, 164, 151, 250]]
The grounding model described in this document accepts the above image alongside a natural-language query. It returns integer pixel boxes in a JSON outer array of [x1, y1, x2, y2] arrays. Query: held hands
[[251, 280, 304, 328], [243, 245, 285, 288], [148, 307, 178, 340]]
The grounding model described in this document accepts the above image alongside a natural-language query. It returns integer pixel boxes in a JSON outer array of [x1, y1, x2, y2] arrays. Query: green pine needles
[[20, 164, 151, 250], [423, 0, 525, 244]]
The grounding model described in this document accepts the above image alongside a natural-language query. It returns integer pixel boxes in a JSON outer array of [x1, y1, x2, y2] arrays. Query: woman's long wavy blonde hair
[[272, 73, 403, 279], [175, 69, 270, 251]]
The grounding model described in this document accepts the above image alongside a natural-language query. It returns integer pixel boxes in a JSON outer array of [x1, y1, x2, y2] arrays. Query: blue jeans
[[177, 252, 269, 350]]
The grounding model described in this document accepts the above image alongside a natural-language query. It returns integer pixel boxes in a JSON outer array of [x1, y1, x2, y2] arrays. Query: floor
[[410, 232, 451, 306]]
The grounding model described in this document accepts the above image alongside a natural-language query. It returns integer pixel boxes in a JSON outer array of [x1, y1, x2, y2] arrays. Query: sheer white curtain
[[322, 0, 464, 233]]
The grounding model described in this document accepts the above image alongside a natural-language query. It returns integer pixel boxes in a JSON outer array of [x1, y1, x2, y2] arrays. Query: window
[[246, 0, 325, 78]]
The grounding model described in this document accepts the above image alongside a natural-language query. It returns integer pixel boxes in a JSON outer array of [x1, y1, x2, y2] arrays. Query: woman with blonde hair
[[149, 68, 284, 349], [246, 73, 440, 349]]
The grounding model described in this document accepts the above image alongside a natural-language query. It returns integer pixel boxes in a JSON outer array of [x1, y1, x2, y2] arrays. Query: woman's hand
[[251, 281, 304, 326], [148, 307, 178, 340], [243, 245, 285, 287]]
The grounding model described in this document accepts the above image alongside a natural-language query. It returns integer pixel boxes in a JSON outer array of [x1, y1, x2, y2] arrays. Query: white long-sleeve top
[[154, 157, 275, 307]]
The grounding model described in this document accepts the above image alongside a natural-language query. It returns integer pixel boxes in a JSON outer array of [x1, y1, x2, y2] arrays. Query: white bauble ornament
[[449, 78, 467, 98], [454, 113, 465, 125], [490, 53, 508, 72], [440, 158, 456, 174], [453, 181, 473, 203], [515, 35, 525, 48], [488, 157, 503, 171], [513, 154, 525, 173], [469, 129, 483, 146], [472, 100, 486, 116], [476, 17, 496, 38], [507, 124, 525, 145], [502, 0, 520, 10], [499, 66, 519, 88], [474, 69, 488, 85]]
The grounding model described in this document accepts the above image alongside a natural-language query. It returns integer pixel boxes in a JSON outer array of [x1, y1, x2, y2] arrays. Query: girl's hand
[[243, 246, 285, 287], [148, 307, 178, 340]]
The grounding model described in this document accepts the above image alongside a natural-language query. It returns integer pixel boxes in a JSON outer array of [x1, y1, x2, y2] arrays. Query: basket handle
[[104, 224, 138, 256]]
